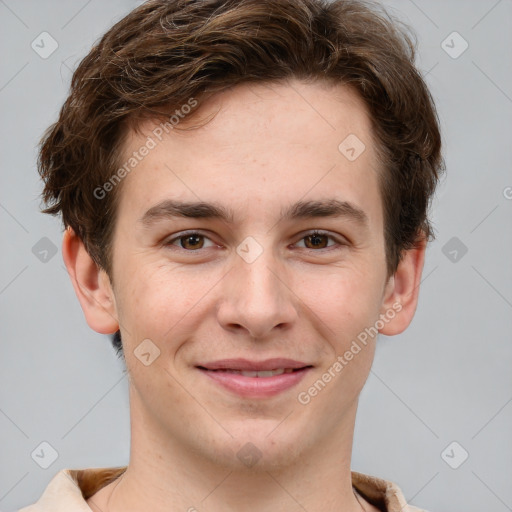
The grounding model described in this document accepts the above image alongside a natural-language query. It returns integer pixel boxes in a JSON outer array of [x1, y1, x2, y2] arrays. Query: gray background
[[1, 1, 511, 511]]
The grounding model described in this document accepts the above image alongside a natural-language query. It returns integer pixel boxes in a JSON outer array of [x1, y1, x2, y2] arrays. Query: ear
[[378, 236, 427, 336], [62, 226, 119, 334]]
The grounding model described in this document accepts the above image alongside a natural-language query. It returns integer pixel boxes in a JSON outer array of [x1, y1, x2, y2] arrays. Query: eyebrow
[[138, 198, 369, 229]]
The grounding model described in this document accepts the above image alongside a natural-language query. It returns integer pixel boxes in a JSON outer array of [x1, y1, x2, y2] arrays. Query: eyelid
[[164, 229, 348, 252], [293, 229, 348, 250], [164, 229, 218, 249]]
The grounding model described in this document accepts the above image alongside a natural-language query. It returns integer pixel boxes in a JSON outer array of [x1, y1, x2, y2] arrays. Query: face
[[73, 79, 420, 471]]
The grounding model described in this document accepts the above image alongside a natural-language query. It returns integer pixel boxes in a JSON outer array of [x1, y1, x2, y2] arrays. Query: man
[[20, 0, 444, 510]]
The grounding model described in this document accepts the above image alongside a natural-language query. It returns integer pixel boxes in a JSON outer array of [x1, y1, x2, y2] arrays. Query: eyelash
[[164, 230, 347, 253]]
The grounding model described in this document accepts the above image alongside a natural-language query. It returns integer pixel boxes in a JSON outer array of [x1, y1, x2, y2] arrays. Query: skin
[[62, 78, 426, 512]]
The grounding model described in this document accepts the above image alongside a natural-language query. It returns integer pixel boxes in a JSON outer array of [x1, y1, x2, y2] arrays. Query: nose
[[216, 247, 298, 340]]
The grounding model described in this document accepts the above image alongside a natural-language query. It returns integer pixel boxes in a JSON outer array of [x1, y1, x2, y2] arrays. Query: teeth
[[241, 371, 259, 377], [254, 370, 279, 377], [215, 368, 293, 377]]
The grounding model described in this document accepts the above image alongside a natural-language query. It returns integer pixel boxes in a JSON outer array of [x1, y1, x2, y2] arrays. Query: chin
[[202, 418, 313, 472]]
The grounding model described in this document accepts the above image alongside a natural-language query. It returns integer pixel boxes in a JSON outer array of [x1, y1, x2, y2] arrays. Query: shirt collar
[[20, 466, 427, 512]]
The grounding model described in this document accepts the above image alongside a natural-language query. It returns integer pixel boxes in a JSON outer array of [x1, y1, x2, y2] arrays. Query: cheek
[[300, 271, 381, 402], [116, 263, 212, 354], [298, 265, 383, 336]]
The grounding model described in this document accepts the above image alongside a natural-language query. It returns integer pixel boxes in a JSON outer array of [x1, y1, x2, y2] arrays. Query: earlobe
[[62, 226, 119, 334], [378, 237, 427, 336]]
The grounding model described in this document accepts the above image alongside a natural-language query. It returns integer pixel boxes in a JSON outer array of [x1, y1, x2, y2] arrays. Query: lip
[[197, 358, 312, 398]]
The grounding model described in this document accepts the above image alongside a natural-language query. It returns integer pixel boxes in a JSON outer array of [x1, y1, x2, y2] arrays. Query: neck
[[89, 391, 368, 512]]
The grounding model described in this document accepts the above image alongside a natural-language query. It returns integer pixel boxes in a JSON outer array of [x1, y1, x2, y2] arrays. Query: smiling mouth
[[196, 359, 313, 397], [197, 367, 307, 377]]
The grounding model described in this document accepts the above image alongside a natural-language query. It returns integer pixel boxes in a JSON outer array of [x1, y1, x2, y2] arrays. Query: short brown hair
[[38, 0, 444, 355]]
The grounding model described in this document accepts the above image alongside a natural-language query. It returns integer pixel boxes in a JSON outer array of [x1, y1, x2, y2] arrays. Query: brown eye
[[295, 230, 350, 254], [304, 233, 329, 249], [296, 230, 341, 250], [165, 231, 215, 251], [180, 234, 204, 250]]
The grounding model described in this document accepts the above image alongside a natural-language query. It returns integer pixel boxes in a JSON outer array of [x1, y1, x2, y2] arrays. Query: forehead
[[114, 79, 382, 229], [122, 79, 375, 156]]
